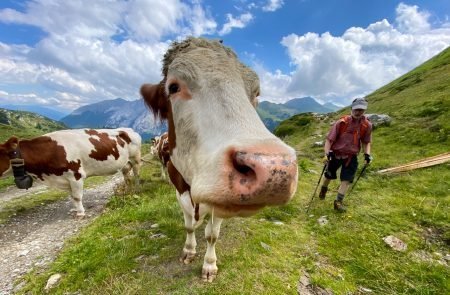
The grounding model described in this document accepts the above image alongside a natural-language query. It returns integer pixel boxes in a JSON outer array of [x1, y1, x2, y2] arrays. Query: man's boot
[[334, 200, 347, 213], [319, 186, 328, 200]]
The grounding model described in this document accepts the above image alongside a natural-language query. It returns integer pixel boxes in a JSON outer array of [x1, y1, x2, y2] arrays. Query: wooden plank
[[393, 152, 450, 166], [378, 152, 450, 174]]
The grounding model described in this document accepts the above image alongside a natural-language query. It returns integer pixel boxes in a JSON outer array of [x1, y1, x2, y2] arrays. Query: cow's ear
[[5, 136, 19, 150], [141, 82, 169, 121], [251, 96, 259, 108]]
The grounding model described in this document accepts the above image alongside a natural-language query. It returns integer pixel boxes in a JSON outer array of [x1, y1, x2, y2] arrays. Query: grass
[[13, 153, 449, 294]]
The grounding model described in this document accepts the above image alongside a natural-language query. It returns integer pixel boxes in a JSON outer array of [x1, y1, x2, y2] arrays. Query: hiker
[[319, 98, 373, 212]]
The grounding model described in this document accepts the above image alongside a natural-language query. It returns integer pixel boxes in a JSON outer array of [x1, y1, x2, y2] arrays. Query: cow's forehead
[[167, 49, 260, 102], [163, 38, 259, 89]]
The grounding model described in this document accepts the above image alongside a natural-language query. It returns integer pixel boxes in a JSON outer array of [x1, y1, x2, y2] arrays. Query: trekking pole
[[306, 163, 328, 213], [347, 163, 368, 197]]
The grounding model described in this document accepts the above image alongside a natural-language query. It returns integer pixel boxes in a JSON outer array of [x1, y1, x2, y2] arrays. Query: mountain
[[0, 104, 69, 121], [322, 101, 341, 111], [257, 96, 339, 131], [61, 95, 338, 136], [0, 108, 67, 141], [60, 98, 165, 139], [284, 96, 332, 113]]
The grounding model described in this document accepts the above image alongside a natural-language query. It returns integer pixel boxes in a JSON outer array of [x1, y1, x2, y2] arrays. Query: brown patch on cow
[[117, 136, 125, 147], [0, 153, 10, 177], [116, 131, 131, 148], [85, 129, 120, 161], [153, 132, 170, 167], [118, 131, 131, 144], [195, 203, 199, 221], [16, 136, 82, 180], [141, 83, 177, 153], [167, 161, 190, 194], [0, 137, 19, 176], [85, 129, 97, 136]]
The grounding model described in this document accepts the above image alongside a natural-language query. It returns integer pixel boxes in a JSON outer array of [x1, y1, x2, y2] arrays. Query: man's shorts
[[324, 155, 358, 182]]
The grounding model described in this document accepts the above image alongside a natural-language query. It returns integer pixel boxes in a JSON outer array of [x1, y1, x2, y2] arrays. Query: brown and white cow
[[140, 37, 298, 281], [0, 128, 141, 217], [150, 132, 169, 180]]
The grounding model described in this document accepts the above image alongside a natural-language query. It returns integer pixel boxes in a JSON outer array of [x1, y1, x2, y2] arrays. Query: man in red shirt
[[319, 98, 373, 212]]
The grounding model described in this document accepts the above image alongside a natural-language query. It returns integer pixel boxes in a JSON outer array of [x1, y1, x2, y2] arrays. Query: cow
[[150, 132, 169, 180], [0, 128, 141, 217], [140, 37, 298, 282]]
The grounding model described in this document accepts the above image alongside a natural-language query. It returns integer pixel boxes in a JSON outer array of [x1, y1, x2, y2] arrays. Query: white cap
[[351, 98, 368, 110]]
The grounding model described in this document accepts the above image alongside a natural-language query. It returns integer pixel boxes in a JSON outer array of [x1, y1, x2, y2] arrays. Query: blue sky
[[0, 0, 449, 113]]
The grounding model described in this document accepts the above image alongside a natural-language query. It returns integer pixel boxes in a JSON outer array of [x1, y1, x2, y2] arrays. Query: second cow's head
[[141, 37, 298, 218]]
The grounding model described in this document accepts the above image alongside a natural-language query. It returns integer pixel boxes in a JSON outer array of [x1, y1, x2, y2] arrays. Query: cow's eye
[[168, 83, 180, 95]]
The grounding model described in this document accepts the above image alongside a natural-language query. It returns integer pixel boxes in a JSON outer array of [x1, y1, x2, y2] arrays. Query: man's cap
[[351, 98, 368, 110]]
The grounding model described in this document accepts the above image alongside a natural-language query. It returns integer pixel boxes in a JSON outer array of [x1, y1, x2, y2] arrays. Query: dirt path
[[0, 173, 124, 294]]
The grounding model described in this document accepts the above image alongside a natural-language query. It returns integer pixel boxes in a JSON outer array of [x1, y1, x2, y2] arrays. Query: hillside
[[276, 46, 450, 168], [0, 108, 67, 142], [0, 104, 68, 121]]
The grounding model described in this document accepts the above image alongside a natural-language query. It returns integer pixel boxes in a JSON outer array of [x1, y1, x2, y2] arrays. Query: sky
[[0, 0, 449, 113]]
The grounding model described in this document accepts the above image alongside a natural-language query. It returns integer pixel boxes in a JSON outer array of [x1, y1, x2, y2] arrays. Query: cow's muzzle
[[226, 144, 298, 206]]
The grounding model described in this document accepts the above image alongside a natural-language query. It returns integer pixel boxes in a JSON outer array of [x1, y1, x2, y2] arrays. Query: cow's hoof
[[201, 266, 218, 282], [75, 213, 85, 219], [180, 250, 196, 264]]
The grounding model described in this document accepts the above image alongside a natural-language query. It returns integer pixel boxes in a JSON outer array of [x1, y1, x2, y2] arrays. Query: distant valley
[[60, 96, 339, 136], [257, 96, 339, 130]]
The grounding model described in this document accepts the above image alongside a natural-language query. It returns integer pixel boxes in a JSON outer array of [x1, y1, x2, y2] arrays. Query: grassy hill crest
[[0, 108, 67, 142]]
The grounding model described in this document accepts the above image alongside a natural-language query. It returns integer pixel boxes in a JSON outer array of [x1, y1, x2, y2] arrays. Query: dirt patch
[[0, 173, 124, 294], [422, 226, 450, 246]]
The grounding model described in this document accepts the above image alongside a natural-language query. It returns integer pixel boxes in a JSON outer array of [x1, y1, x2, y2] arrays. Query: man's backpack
[[337, 115, 370, 145]]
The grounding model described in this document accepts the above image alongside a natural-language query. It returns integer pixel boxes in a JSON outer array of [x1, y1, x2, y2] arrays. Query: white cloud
[[262, 0, 284, 12], [258, 3, 450, 105], [219, 13, 254, 36], [0, 0, 216, 110], [395, 2, 430, 33], [0, 1, 449, 111]]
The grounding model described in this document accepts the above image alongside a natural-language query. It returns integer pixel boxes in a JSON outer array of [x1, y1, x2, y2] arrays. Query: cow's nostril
[[232, 154, 256, 180]]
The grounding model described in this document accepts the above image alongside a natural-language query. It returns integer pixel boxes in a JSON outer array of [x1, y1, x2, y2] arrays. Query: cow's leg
[[160, 164, 167, 180], [202, 215, 223, 282], [177, 190, 202, 264], [131, 150, 141, 187], [121, 162, 133, 187], [132, 161, 140, 187], [69, 180, 85, 218]]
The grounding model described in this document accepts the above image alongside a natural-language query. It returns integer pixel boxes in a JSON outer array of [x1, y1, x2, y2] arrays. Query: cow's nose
[[228, 144, 298, 205]]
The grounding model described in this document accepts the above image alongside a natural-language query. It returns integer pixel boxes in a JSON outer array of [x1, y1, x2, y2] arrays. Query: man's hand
[[364, 153, 373, 164], [327, 151, 335, 161], [323, 151, 334, 164]]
